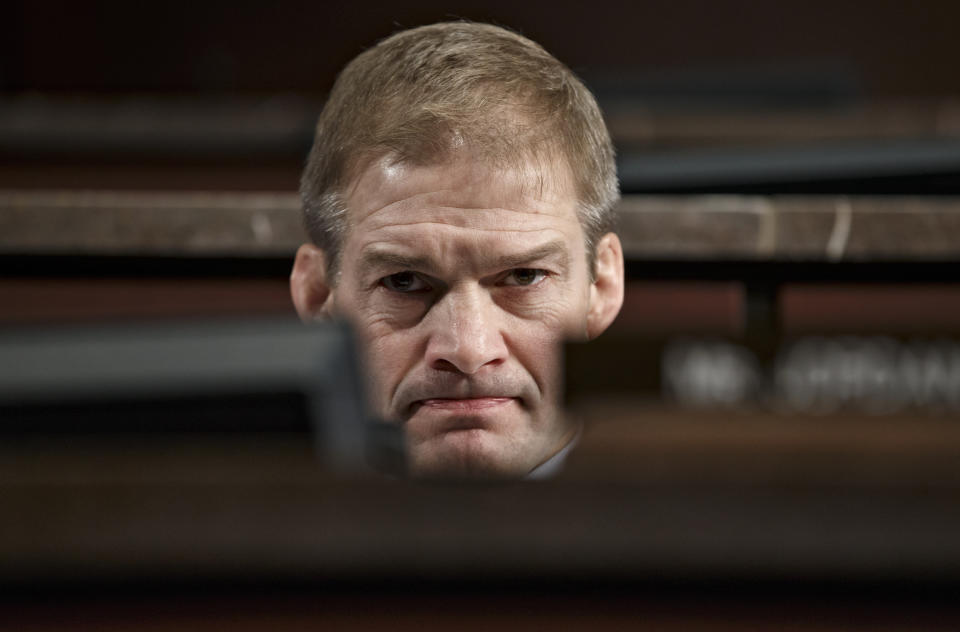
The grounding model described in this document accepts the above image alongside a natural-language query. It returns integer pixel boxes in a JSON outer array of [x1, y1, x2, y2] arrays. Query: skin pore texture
[[291, 152, 624, 478]]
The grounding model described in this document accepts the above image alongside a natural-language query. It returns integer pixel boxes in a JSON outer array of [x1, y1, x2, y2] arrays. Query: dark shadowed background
[[4, 0, 960, 97]]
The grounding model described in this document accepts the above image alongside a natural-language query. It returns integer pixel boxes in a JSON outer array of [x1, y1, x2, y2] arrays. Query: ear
[[290, 243, 335, 321], [586, 232, 624, 339]]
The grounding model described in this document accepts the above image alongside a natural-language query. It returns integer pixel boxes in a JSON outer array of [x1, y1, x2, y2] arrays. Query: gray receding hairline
[[299, 20, 620, 280]]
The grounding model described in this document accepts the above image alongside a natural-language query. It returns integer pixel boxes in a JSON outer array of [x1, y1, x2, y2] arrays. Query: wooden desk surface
[[2, 406, 960, 628], [1, 409, 958, 581]]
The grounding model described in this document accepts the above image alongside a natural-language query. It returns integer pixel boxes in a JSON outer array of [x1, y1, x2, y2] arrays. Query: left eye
[[502, 268, 547, 286], [381, 271, 430, 292]]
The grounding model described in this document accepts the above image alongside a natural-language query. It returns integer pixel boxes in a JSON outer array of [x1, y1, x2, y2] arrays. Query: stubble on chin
[[404, 407, 578, 480], [406, 430, 527, 479]]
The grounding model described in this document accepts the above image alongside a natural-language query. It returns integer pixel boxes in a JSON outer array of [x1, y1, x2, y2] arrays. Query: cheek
[[502, 295, 591, 392], [333, 288, 408, 402], [508, 291, 591, 341], [357, 326, 421, 410], [503, 317, 566, 383]]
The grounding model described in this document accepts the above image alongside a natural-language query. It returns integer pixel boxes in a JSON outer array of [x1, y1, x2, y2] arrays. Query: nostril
[[431, 358, 461, 373], [423, 291, 509, 374]]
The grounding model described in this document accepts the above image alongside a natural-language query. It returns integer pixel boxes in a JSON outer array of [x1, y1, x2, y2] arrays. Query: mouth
[[406, 397, 518, 432], [415, 397, 515, 412]]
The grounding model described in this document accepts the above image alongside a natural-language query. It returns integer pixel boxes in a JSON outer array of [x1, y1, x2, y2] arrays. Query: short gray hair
[[301, 21, 618, 278]]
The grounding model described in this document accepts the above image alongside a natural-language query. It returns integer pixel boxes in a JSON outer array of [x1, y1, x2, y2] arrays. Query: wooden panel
[[0, 190, 304, 256], [4, 191, 960, 261], [614, 282, 743, 335], [782, 284, 960, 334], [618, 196, 960, 260], [0, 278, 294, 325]]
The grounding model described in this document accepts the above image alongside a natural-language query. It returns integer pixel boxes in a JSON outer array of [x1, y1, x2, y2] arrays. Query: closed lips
[[417, 397, 515, 411]]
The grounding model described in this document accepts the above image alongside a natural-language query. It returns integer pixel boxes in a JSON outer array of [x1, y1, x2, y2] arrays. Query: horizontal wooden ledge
[[2, 190, 960, 260]]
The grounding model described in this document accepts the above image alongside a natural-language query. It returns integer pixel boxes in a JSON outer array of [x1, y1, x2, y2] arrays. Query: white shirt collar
[[525, 431, 580, 480]]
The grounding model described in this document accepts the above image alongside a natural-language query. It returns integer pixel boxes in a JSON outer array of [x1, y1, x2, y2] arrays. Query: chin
[[407, 429, 531, 480]]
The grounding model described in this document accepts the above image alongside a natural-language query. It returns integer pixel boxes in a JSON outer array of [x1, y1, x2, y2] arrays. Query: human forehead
[[344, 154, 580, 229]]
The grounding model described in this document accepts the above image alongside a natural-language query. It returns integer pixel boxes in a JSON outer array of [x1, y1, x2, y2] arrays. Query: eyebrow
[[494, 240, 570, 271], [358, 240, 570, 275], [358, 251, 436, 275]]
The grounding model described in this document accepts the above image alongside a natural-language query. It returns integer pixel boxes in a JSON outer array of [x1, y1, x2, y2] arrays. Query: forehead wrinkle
[[353, 169, 570, 209], [428, 202, 564, 213], [424, 204, 575, 220], [357, 233, 573, 277], [359, 203, 580, 233], [346, 158, 579, 239], [363, 220, 571, 234], [364, 196, 571, 217]]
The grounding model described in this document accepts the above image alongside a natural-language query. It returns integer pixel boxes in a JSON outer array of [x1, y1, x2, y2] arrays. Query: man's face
[[293, 154, 622, 478]]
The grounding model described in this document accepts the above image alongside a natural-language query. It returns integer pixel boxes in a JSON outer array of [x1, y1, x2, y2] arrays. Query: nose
[[424, 285, 508, 374]]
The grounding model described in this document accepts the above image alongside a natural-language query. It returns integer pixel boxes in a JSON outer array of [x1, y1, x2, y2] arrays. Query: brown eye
[[381, 272, 428, 292], [504, 268, 546, 286]]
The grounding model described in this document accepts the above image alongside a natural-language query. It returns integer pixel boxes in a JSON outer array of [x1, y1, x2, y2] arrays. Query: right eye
[[380, 272, 429, 293]]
